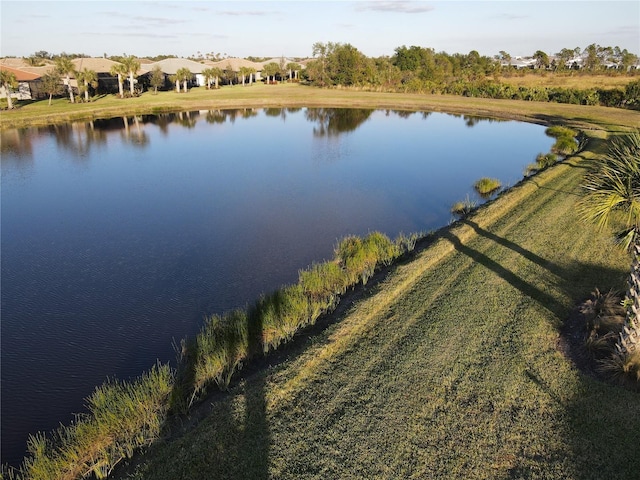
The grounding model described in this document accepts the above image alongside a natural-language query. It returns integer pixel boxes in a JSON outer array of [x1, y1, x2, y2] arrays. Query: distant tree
[[620, 50, 639, 71], [202, 67, 216, 89], [556, 48, 576, 70], [210, 67, 223, 88], [238, 66, 250, 86], [262, 62, 280, 84], [149, 66, 165, 94], [121, 56, 141, 96], [310, 41, 334, 87], [176, 67, 191, 92], [0, 70, 18, 109], [54, 56, 76, 103], [498, 50, 512, 67], [223, 64, 236, 85], [76, 68, 97, 102], [533, 50, 550, 69], [25, 56, 45, 66], [246, 67, 256, 85], [40, 71, 62, 105], [286, 62, 302, 80], [110, 62, 126, 98], [33, 50, 52, 60], [169, 74, 180, 92], [584, 43, 603, 71]]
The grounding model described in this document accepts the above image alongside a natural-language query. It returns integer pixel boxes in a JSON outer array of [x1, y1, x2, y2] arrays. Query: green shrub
[[535, 152, 558, 169], [473, 177, 501, 196], [545, 125, 577, 138], [552, 135, 578, 155]]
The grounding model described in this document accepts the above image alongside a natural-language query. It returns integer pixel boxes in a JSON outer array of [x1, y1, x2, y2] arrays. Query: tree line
[[303, 42, 640, 108]]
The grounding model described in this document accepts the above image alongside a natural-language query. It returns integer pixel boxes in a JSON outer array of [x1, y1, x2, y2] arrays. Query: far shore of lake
[[2, 83, 640, 132]]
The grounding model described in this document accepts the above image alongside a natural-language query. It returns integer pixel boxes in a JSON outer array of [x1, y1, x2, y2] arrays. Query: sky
[[1, 0, 639, 60]]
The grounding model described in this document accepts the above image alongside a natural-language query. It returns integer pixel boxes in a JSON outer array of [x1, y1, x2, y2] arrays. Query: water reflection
[[121, 116, 150, 146], [1, 128, 35, 160], [304, 108, 373, 137]]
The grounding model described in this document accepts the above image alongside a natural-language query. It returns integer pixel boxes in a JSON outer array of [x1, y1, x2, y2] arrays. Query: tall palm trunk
[[618, 242, 640, 358], [66, 74, 75, 103], [117, 73, 124, 98], [129, 72, 135, 96], [3, 83, 14, 109], [84, 80, 90, 102]]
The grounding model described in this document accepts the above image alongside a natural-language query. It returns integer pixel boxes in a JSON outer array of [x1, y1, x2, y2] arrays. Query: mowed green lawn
[[118, 122, 640, 478]]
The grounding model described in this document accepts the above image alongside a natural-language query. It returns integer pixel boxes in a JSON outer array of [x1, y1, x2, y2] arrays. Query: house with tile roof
[[0, 64, 43, 100]]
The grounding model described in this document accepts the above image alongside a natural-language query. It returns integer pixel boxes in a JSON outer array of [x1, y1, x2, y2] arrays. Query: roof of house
[[140, 58, 208, 75], [72, 57, 124, 74], [0, 64, 41, 81], [207, 58, 264, 72]]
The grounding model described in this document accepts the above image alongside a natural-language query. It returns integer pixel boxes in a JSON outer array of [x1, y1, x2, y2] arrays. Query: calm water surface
[[1, 108, 554, 465]]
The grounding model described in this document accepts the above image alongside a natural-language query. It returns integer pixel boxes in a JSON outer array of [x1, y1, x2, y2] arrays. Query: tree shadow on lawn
[[443, 224, 639, 479]]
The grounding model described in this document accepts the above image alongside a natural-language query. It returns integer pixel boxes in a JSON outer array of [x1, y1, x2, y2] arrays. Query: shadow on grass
[[444, 222, 638, 478], [441, 229, 566, 316]]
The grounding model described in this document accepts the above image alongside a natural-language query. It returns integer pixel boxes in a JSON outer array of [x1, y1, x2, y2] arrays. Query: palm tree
[[0, 70, 18, 109], [579, 131, 640, 251], [238, 66, 250, 86], [579, 130, 640, 378], [176, 68, 192, 92], [110, 62, 126, 98], [286, 62, 301, 81], [202, 68, 214, 89], [262, 62, 280, 84], [246, 67, 256, 85], [211, 67, 223, 89], [55, 56, 76, 103], [121, 56, 141, 96], [169, 74, 180, 92], [76, 68, 98, 102], [40, 71, 62, 105]]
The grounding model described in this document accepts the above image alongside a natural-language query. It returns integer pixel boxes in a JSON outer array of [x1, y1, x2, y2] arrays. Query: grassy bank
[[2, 83, 640, 132], [115, 114, 639, 477]]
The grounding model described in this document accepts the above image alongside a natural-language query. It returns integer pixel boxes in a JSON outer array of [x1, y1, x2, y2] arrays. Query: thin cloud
[[216, 10, 279, 16], [491, 13, 528, 20], [83, 32, 180, 39], [100, 11, 186, 26], [357, 1, 435, 14]]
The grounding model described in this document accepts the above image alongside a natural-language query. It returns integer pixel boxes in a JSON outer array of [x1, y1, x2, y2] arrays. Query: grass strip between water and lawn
[[3, 92, 640, 480]]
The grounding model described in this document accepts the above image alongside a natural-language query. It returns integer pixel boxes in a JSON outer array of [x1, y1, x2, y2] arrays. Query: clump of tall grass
[[551, 135, 579, 156], [545, 125, 579, 156], [473, 177, 501, 197], [451, 195, 477, 217], [13, 363, 173, 480], [545, 125, 577, 139]]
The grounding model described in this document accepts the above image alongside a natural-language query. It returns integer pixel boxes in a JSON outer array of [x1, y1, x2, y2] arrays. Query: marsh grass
[[14, 364, 173, 480], [474, 177, 502, 197], [451, 195, 477, 217]]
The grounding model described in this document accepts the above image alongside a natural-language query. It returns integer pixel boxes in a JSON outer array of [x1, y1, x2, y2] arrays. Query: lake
[[0, 108, 555, 466]]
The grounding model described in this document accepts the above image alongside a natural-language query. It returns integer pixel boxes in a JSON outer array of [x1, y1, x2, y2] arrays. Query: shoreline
[[2, 83, 639, 131]]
